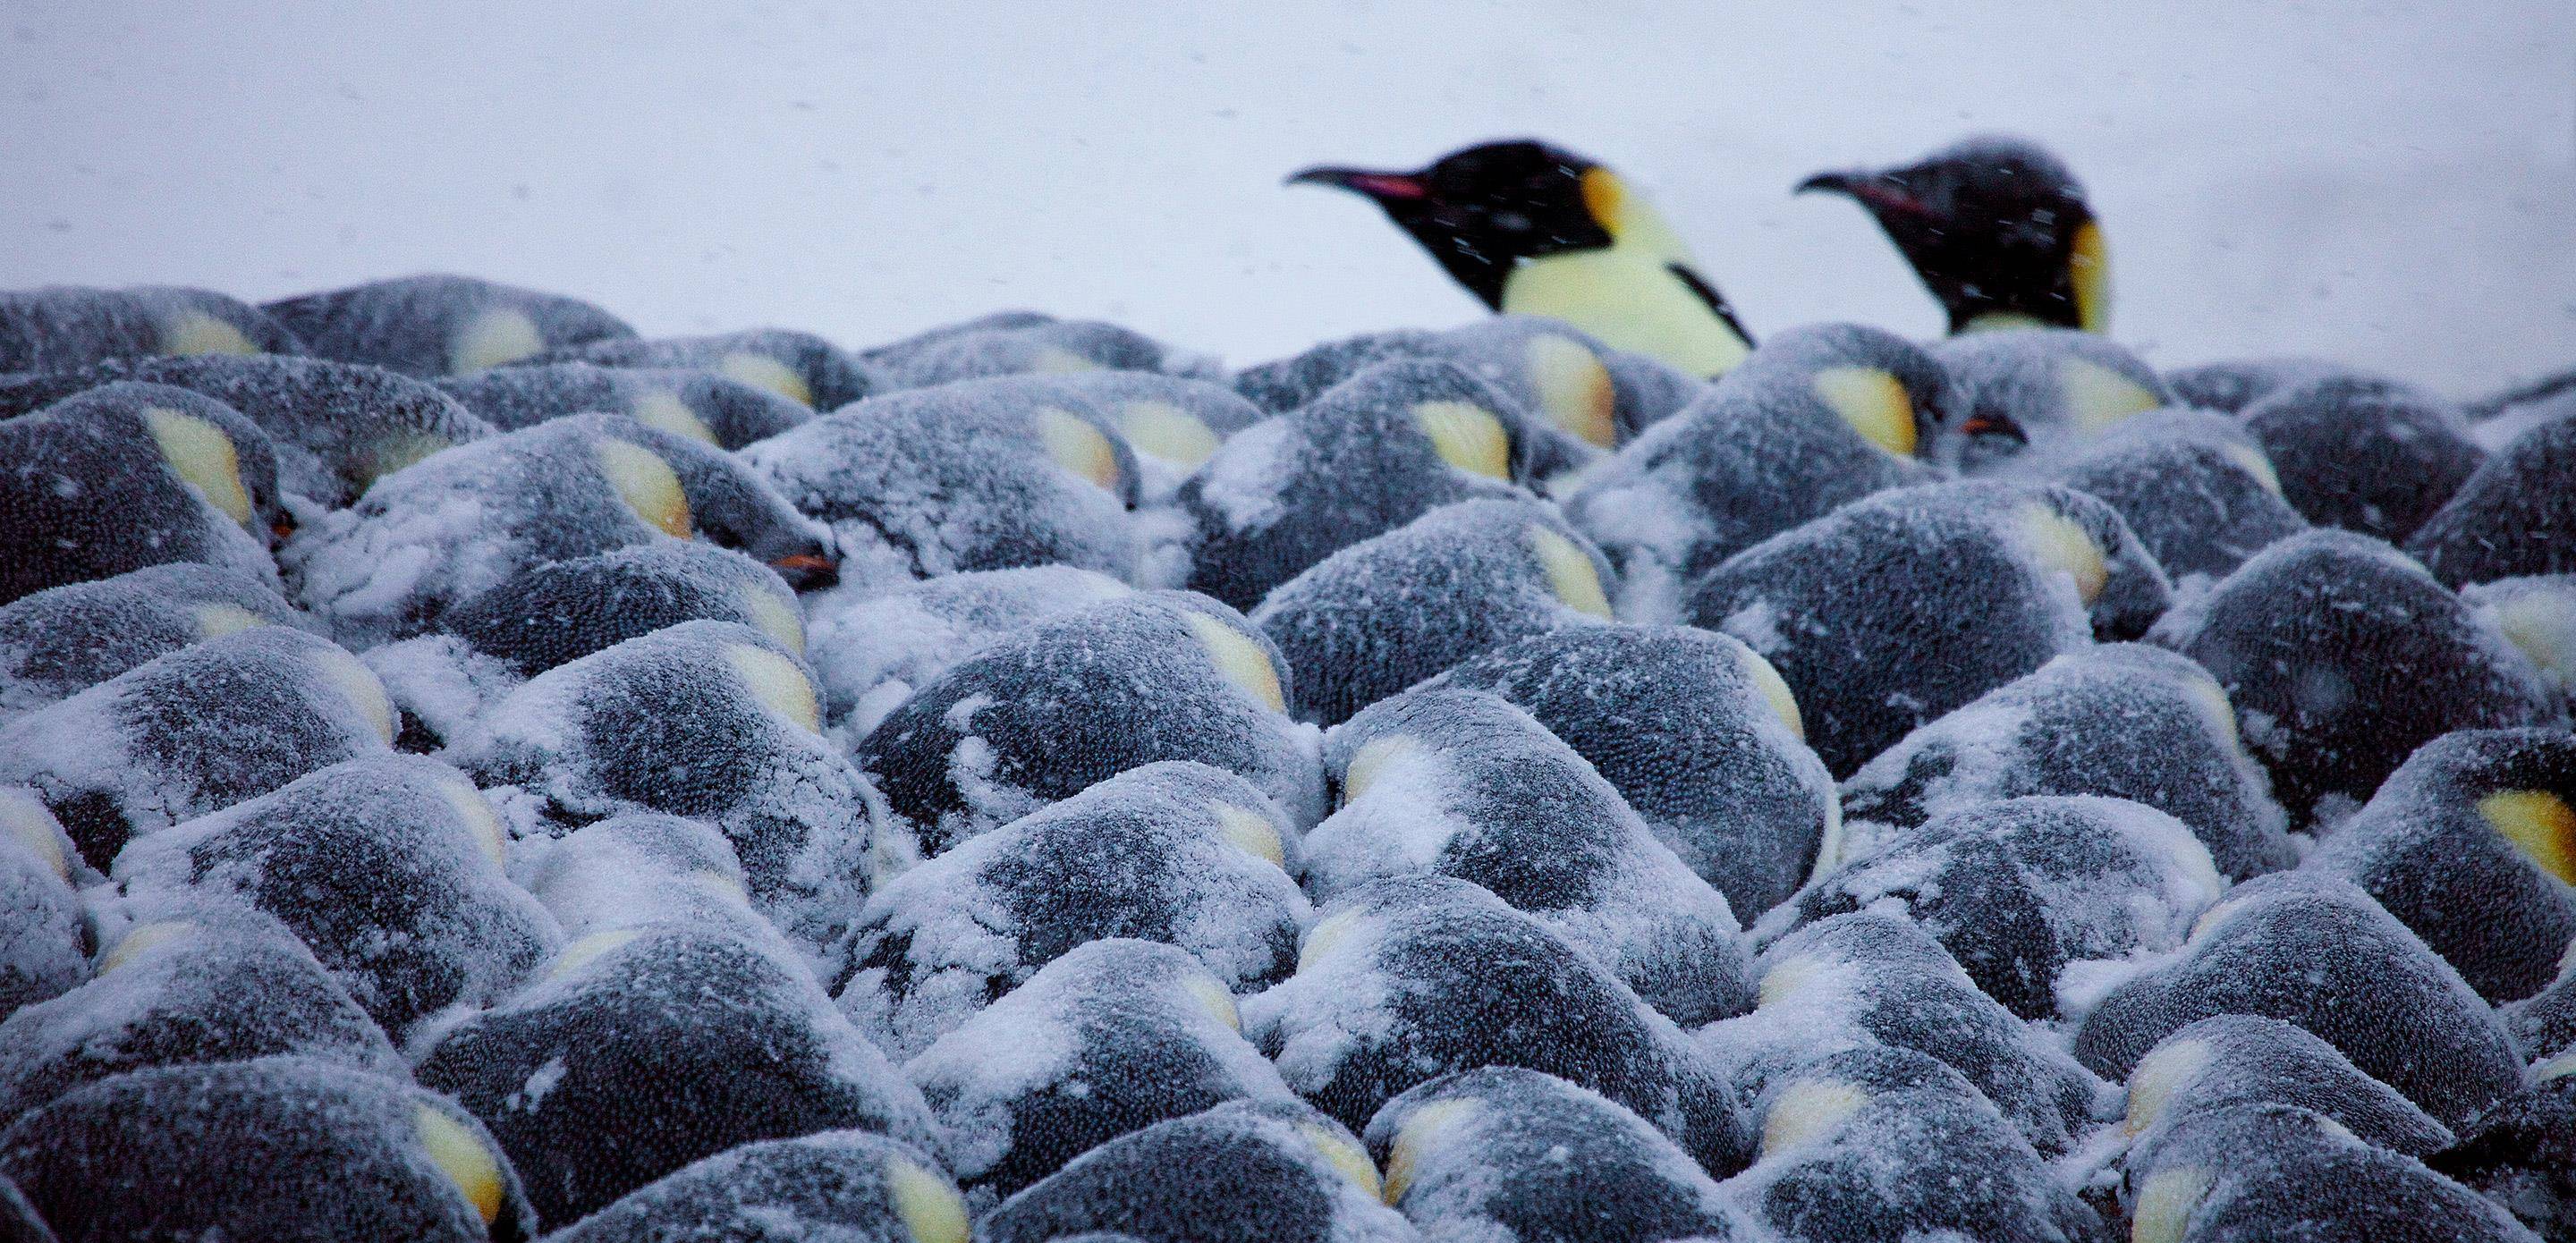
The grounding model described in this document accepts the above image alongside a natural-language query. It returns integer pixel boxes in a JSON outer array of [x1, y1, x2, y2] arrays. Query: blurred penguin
[[1800, 135, 2109, 335], [1292, 140, 1755, 376]]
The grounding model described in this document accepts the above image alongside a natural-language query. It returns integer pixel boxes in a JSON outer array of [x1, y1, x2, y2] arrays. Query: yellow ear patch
[[737, 585, 807, 656], [1525, 334, 1619, 449], [1182, 973, 1241, 1031], [0, 789, 69, 881], [1182, 612, 1286, 713], [2222, 444, 2284, 496], [719, 352, 815, 407], [885, 1154, 968, 1243], [1526, 525, 1613, 619], [2058, 357, 2163, 435], [2187, 893, 2250, 945], [1960, 310, 2052, 334], [594, 438, 693, 538], [2017, 504, 2108, 604], [449, 308, 545, 374], [2479, 791, 2576, 884], [308, 644, 396, 744], [194, 602, 269, 639], [1757, 953, 1825, 1009], [1759, 1078, 1868, 1157], [1810, 367, 1918, 458], [2495, 592, 2576, 681], [1299, 1123, 1384, 1198], [686, 867, 750, 905], [2187, 674, 2243, 752], [412, 1103, 505, 1226], [1807, 799, 1845, 884], [631, 390, 720, 444], [1382, 1098, 1480, 1204], [1736, 643, 1805, 740], [437, 774, 510, 868], [548, 927, 640, 980], [1410, 401, 1513, 479], [1034, 408, 1123, 494], [1212, 801, 1286, 868], [724, 643, 822, 734], [2070, 221, 2111, 334], [1580, 167, 1631, 241], [1342, 734, 1418, 807], [160, 311, 259, 357], [100, 921, 193, 974], [2130, 1165, 2215, 1243], [1031, 345, 1105, 374], [1298, 909, 1362, 973], [2123, 1036, 2212, 1134], [365, 431, 453, 491], [143, 408, 254, 528], [1118, 400, 1223, 467]]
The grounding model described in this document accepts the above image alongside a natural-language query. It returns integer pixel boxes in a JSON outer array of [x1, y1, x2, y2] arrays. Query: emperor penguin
[[1292, 140, 1756, 377], [1799, 135, 2109, 335]]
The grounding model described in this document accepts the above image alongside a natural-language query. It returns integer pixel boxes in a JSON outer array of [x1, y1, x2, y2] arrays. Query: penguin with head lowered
[[1800, 135, 2109, 335], [1292, 140, 1756, 377]]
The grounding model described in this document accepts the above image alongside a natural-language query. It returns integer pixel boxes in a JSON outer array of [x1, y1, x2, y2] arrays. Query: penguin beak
[[767, 552, 839, 592], [1798, 170, 1936, 219], [1289, 165, 1431, 203]]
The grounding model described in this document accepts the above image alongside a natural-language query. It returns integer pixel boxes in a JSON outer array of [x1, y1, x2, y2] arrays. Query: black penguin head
[[1291, 140, 1615, 308], [1800, 135, 2106, 334]]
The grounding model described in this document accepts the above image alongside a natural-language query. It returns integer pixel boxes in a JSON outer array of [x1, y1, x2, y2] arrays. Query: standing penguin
[[1292, 140, 1756, 377], [1800, 135, 2109, 334]]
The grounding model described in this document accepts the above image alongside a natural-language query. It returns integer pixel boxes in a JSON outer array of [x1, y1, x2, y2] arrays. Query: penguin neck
[[1499, 248, 1751, 377]]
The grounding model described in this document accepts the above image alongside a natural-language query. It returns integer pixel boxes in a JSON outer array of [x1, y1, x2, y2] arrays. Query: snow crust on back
[[413, 921, 936, 1230], [860, 312, 1212, 391], [450, 620, 875, 960], [838, 761, 1308, 1061], [803, 563, 1133, 735], [2148, 528, 2560, 827], [1703, 909, 2107, 1155], [0, 284, 302, 373], [853, 590, 1319, 861], [2053, 406, 2309, 592], [741, 383, 1142, 583], [262, 274, 635, 376], [979, 1098, 1413, 1243], [1252, 498, 1614, 727], [1430, 622, 1835, 921], [1779, 794, 2224, 1021], [435, 360, 811, 448], [905, 937, 1298, 1205], [113, 752, 562, 1037], [1307, 684, 1753, 1026], [0, 898, 402, 1118], [1361, 1066, 1742, 1243], [1842, 642, 2293, 879], [0, 353, 496, 508], [0, 624, 394, 872], [1686, 478, 2170, 777], [1243, 875, 1753, 1177], [0, 564, 309, 722]]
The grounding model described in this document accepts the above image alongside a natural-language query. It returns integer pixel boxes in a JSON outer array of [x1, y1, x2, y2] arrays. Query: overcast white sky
[[2, 2, 2570, 394]]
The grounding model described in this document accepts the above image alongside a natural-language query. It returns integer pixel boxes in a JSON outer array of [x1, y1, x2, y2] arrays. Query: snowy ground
[[1, 1, 2569, 396]]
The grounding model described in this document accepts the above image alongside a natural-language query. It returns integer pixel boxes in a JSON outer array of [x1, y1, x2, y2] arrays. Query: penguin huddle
[[0, 190, 2569, 1243]]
